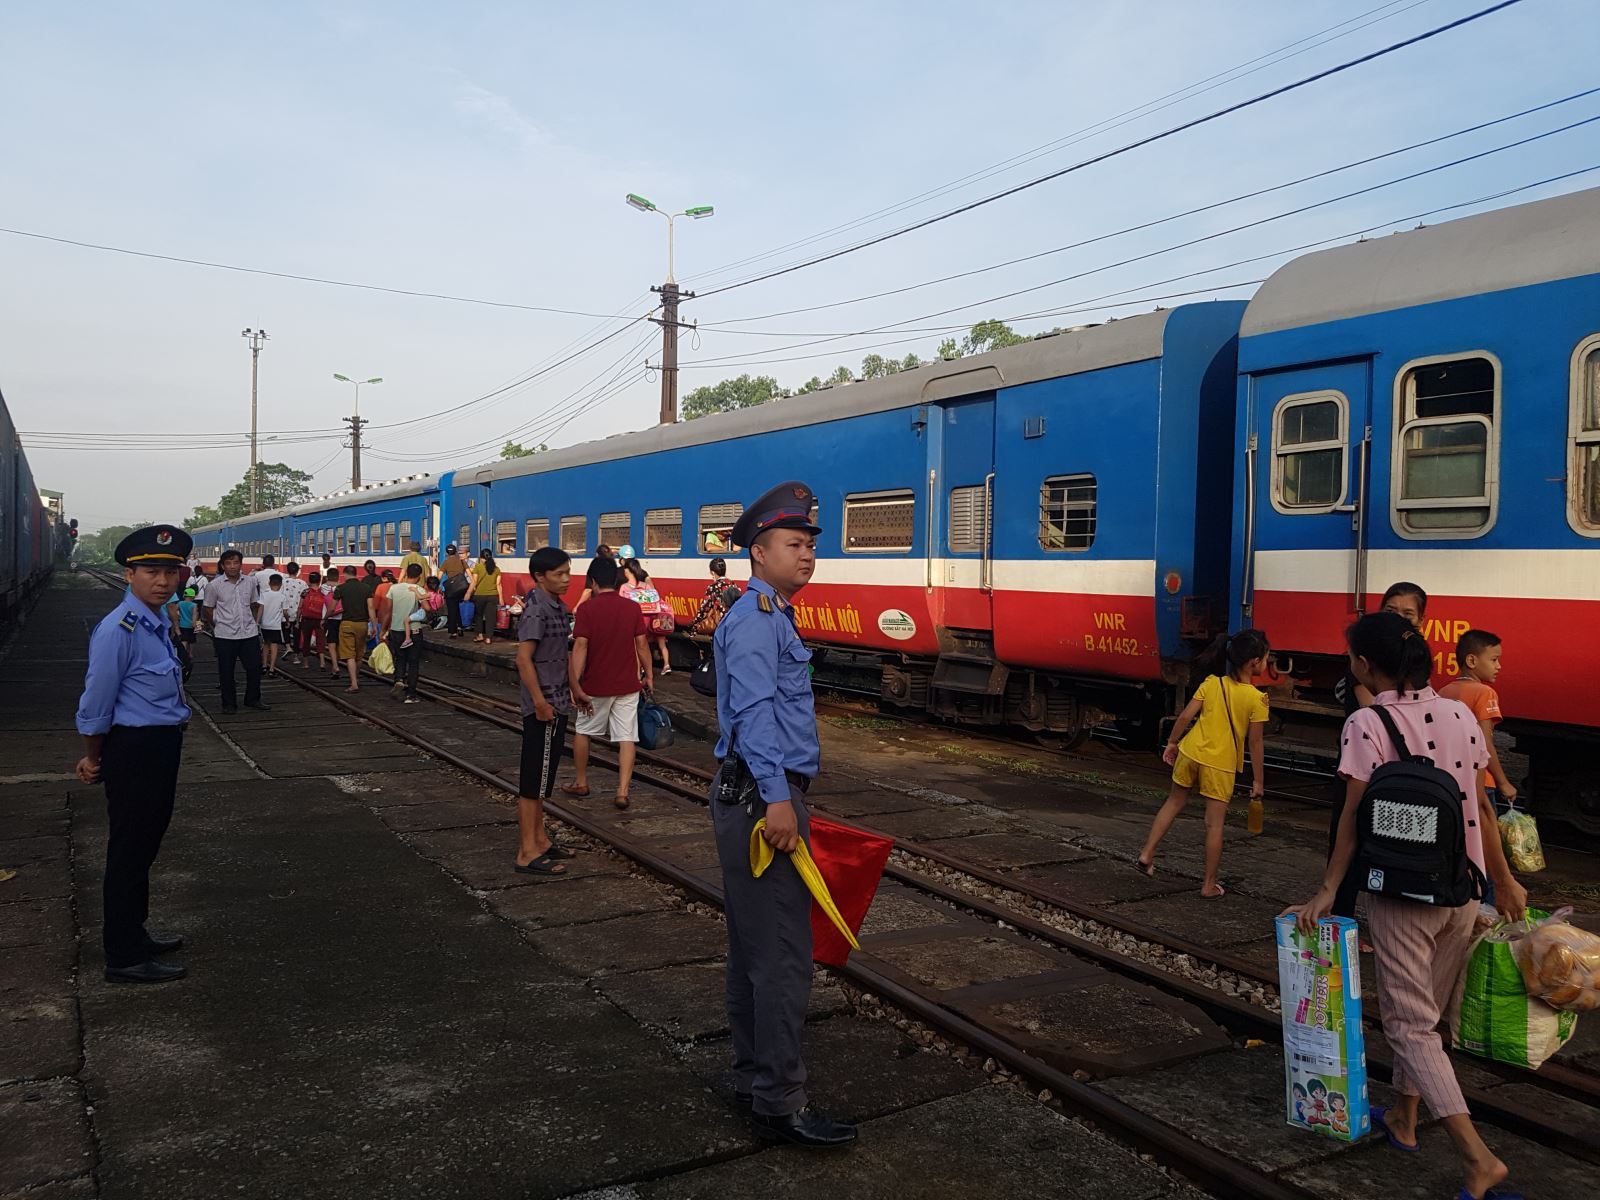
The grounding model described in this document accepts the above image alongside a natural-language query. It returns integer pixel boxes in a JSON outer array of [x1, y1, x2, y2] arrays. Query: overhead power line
[[701, 86, 1600, 328], [0, 226, 634, 320], [684, 0, 1433, 288], [694, 0, 1529, 299]]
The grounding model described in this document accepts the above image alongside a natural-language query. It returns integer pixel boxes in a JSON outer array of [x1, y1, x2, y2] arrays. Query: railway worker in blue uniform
[[74, 525, 193, 985], [710, 480, 856, 1149]]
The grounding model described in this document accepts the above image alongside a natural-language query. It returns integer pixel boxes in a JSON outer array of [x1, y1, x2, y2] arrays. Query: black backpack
[[1356, 705, 1486, 908]]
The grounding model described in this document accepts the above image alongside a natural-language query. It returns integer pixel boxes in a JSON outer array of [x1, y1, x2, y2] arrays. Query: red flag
[[806, 817, 894, 967]]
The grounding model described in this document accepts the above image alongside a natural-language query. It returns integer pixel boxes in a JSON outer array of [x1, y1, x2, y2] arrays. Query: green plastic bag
[[1450, 908, 1577, 1069]]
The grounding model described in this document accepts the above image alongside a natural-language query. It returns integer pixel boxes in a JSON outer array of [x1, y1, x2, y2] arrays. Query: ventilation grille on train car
[[948, 486, 991, 554]]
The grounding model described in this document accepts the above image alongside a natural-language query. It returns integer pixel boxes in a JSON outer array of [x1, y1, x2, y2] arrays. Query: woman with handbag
[[1284, 611, 1527, 1200], [439, 544, 470, 638], [467, 550, 502, 644], [620, 558, 673, 675]]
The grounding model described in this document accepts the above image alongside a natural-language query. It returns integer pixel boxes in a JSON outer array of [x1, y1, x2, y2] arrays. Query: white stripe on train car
[[1255, 549, 1600, 602], [610, 555, 1156, 596]]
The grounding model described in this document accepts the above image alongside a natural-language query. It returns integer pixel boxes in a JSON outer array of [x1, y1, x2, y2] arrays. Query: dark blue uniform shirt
[[713, 576, 819, 804], [75, 589, 191, 734]]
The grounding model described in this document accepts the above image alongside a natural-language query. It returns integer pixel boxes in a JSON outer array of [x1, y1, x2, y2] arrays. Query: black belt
[[785, 769, 811, 794]]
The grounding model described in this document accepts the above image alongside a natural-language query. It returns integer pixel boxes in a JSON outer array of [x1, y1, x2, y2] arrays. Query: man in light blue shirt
[[75, 524, 193, 984], [710, 481, 855, 1149]]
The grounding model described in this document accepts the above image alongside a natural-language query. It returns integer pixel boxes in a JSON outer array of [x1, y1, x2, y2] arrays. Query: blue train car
[[1231, 186, 1600, 828], [463, 302, 1243, 739]]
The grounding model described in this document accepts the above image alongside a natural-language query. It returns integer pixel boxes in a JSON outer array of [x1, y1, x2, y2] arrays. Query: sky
[[2, 0, 1597, 533]]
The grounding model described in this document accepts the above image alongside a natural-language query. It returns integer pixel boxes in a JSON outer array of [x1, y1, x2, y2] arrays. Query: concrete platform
[[2, 581, 1223, 1199]]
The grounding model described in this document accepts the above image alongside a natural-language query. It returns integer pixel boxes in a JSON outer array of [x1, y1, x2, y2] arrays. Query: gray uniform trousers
[[711, 775, 814, 1117]]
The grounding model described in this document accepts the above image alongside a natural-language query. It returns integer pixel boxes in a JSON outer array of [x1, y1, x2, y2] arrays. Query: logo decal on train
[[876, 610, 917, 641]]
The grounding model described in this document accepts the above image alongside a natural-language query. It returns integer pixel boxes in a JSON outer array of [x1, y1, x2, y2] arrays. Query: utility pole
[[333, 374, 381, 490], [345, 413, 367, 489], [651, 281, 694, 426], [626, 194, 713, 426], [240, 328, 269, 511]]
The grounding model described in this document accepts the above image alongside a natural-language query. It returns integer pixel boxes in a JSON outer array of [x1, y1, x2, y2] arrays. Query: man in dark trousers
[[203, 548, 267, 713], [74, 525, 194, 984], [710, 481, 855, 1148]]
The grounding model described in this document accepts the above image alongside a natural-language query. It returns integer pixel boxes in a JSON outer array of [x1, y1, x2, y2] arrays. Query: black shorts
[[519, 711, 568, 800], [323, 618, 342, 642], [261, 628, 286, 645], [178, 629, 196, 644]]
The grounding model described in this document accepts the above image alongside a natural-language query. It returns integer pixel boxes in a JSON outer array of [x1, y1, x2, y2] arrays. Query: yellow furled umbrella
[[749, 819, 861, 953]]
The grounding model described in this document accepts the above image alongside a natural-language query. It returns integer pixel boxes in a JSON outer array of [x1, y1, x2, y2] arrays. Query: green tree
[[76, 523, 151, 566], [827, 366, 853, 385], [962, 318, 1027, 357], [210, 463, 315, 519], [901, 353, 922, 371], [500, 440, 548, 459], [859, 354, 901, 380], [681, 373, 790, 420], [936, 337, 962, 361], [796, 376, 827, 395], [186, 502, 222, 528]]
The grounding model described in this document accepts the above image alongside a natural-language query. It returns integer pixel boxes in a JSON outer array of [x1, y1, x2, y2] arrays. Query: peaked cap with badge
[[114, 524, 193, 568], [729, 481, 822, 548]]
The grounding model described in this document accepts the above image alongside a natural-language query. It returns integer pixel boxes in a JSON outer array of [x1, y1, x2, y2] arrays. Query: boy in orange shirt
[[1439, 629, 1516, 810]]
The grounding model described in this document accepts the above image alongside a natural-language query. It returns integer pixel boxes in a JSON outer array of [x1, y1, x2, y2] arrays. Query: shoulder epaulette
[[118, 611, 138, 632], [756, 593, 774, 614]]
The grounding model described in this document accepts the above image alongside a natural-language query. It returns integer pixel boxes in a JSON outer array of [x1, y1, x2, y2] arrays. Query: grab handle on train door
[[979, 473, 992, 598]]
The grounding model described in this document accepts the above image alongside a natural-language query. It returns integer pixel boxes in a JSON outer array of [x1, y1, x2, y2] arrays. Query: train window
[[645, 508, 682, 555], [560, 516, 587, 554], [1039, 474, 1097, 552], [843, 490, 915, 553], [1271, 392, 1348, 512], [459, 525, 471, 554], [370, 524, 383, 554], [336, 529, 345, 555], [599, 511, 631, 550], [385, 523, 398, 554], [698, 503, 743, 554], [1393, 353, 1499, 537], [948, 485, 991, 554], [495, 521, 517, 555], [1570, 335, 1600, 535], [525, 519, 550, 551], [399, 521, 412, 550], [325, 528, 334, 554]]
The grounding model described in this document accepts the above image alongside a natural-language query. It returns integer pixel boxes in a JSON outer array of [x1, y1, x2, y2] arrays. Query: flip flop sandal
[[613, 793, 630, 810], [513, 854, 566, 876], [1130, 857, 1156, 877], [1457, 1190, 1523, 1200], [1369, 1106, 1419, 1152], [544, 843, 577, 860], [559, 784, 591, 797], [1199, 885, 1227, 900]]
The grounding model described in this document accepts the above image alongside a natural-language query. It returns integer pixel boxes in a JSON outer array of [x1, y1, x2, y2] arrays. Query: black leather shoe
[[143, 931, 184, 954], [105, 960, 187, 984], [751, 1108, 857, 1148], [243, 701, 271, 710]]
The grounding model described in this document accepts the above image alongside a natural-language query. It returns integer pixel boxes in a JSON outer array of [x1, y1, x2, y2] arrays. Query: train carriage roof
[[1241, 186, 1600, 337], [478, 307, 1183, 485]]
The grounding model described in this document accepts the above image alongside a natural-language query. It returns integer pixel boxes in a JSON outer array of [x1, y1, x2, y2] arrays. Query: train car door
[[927, 395, 1001, 703], [1241, 359, 1372, 656]]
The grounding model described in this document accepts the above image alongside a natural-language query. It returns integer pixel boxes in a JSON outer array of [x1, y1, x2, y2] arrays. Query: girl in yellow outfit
[[1135, 629, 1271, 898]]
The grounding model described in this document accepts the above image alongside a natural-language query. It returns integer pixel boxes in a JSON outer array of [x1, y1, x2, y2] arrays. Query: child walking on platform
[[1135, 629, 1271, 898]]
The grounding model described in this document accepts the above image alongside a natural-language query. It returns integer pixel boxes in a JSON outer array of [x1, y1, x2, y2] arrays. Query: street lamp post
[[333, 373, 382, 489], [626, 194, 713, 424], [241, 328, 269, 511]]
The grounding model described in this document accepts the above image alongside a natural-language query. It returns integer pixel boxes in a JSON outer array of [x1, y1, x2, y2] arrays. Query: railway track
[[255, 646, 1600, 1185], [90, 567, 1596, 1191]]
